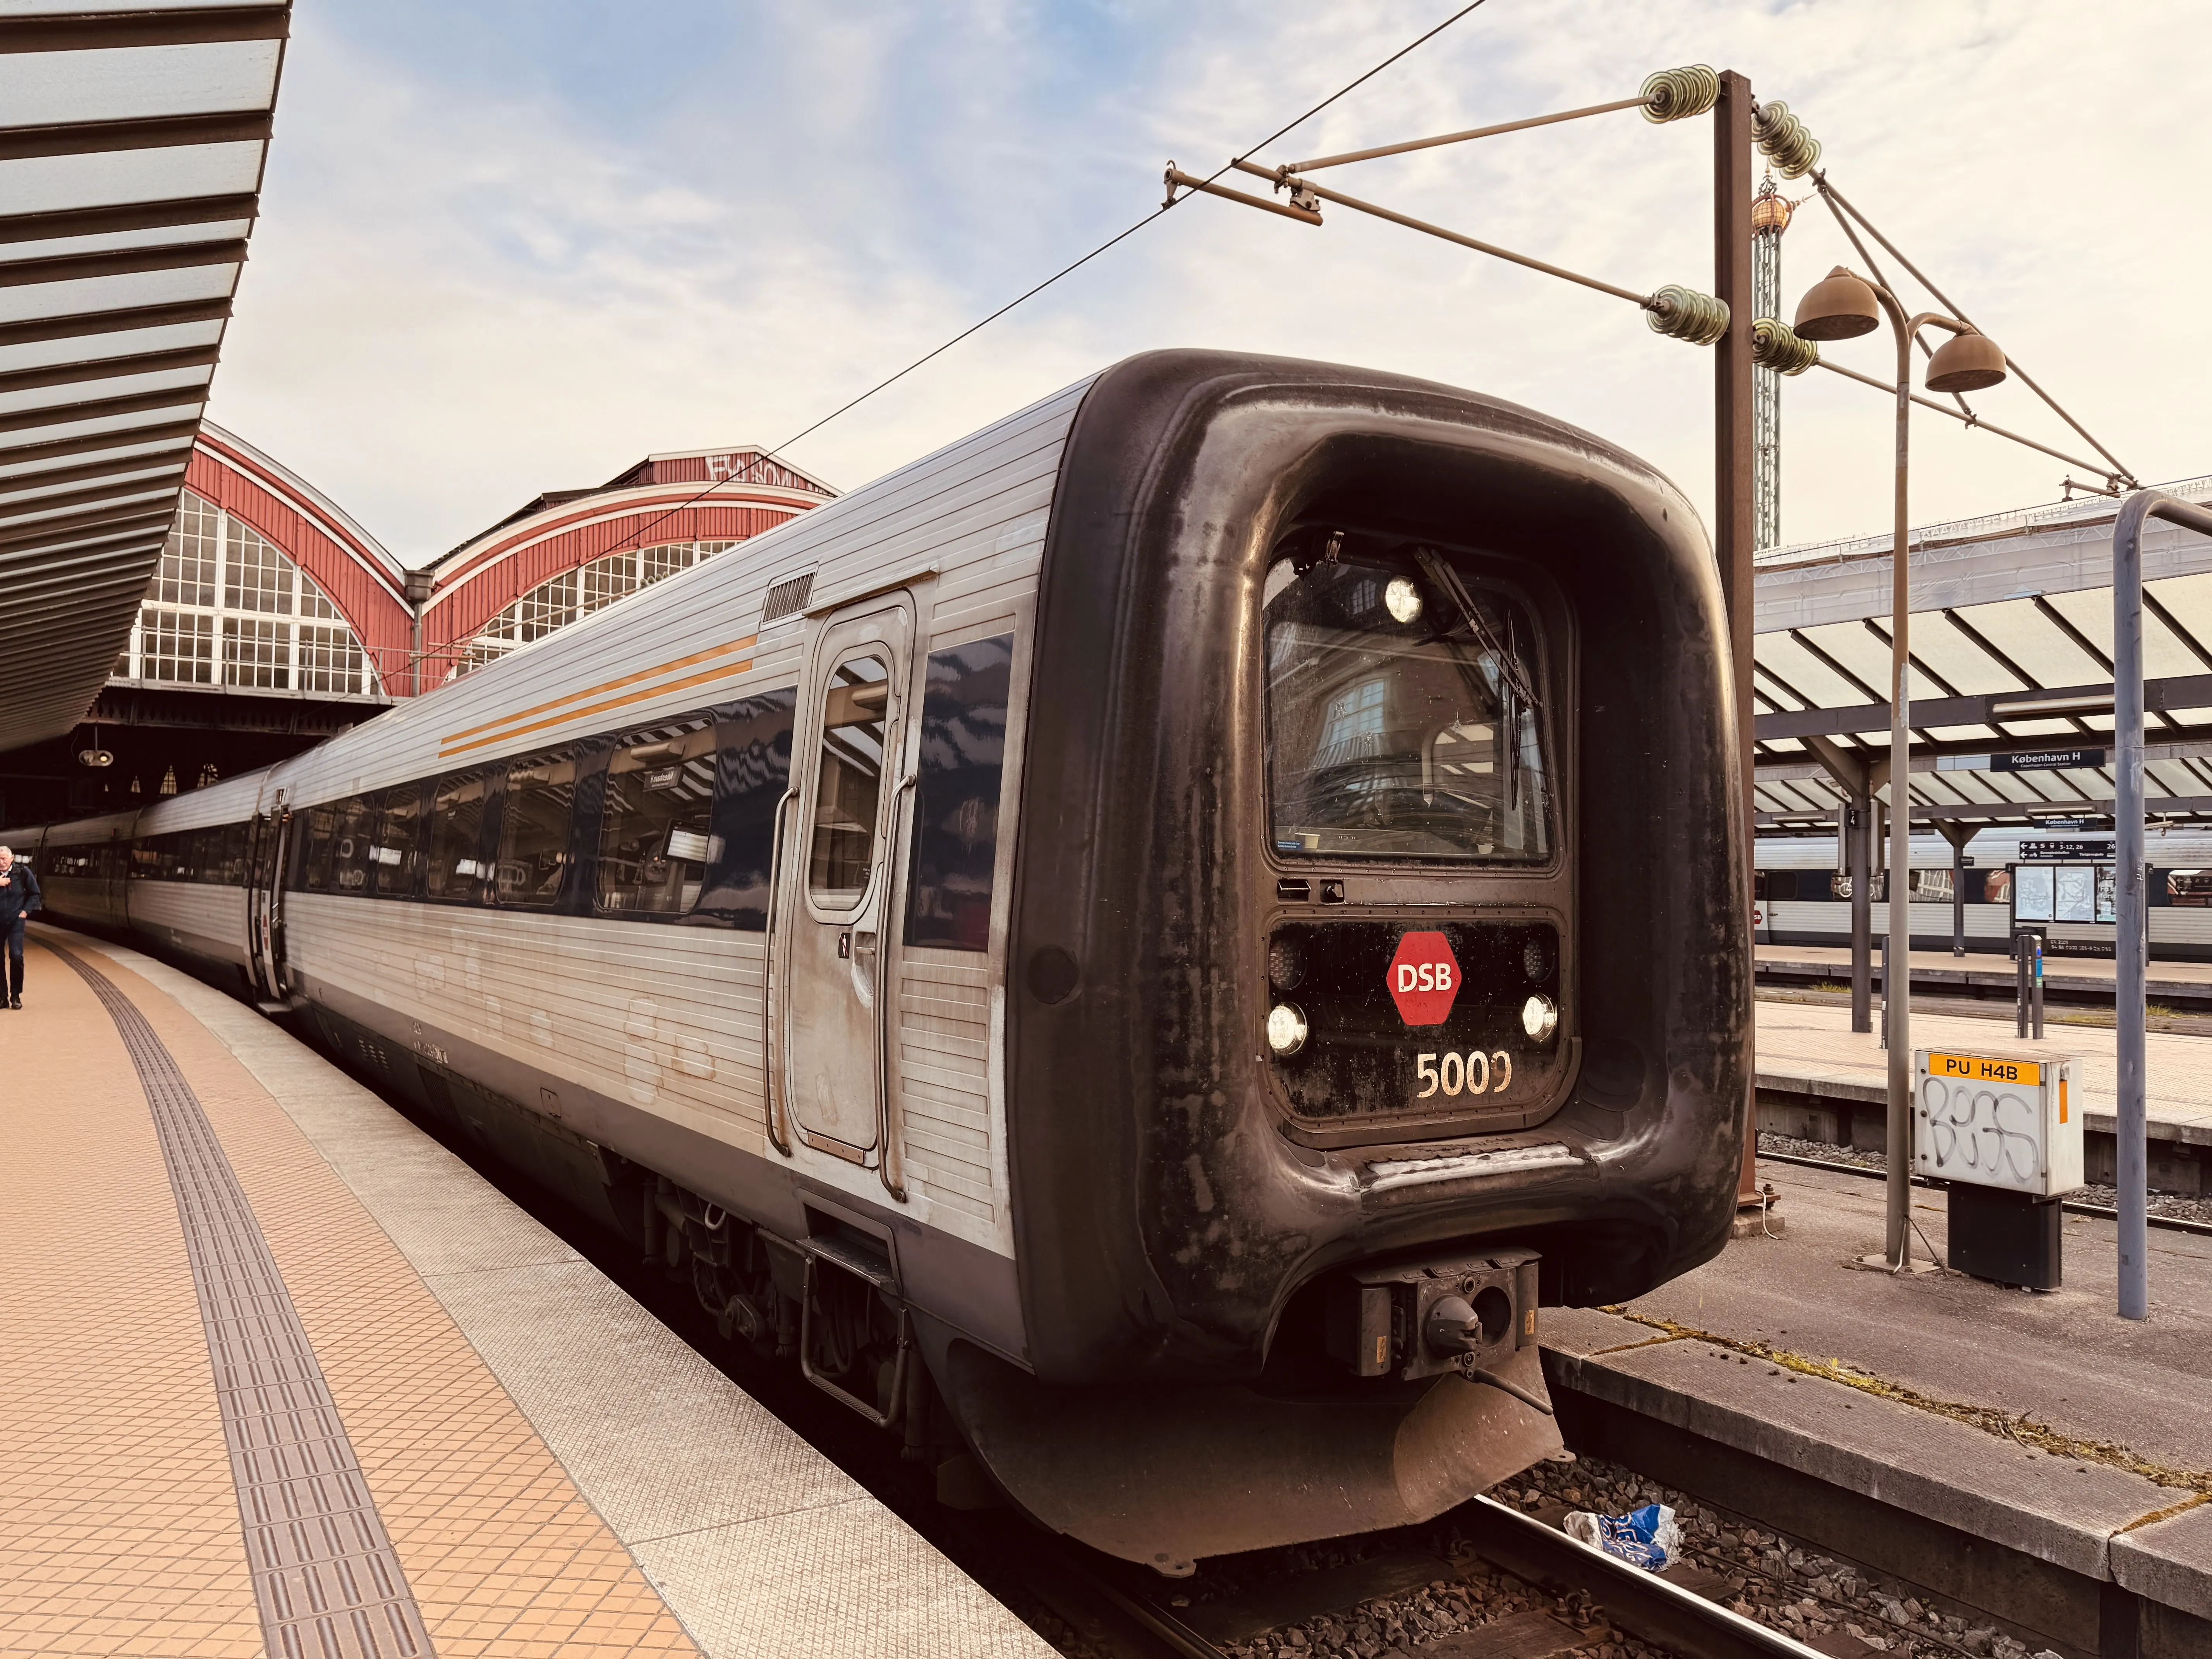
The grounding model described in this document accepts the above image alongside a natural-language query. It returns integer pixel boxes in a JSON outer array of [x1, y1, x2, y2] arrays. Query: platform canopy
[[0, 0, 290, 751], [1752, 478, 2212, 831]]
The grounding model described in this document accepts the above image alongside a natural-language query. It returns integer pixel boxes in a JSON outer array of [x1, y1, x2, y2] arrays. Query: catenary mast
[[1752, 176, 1791, 551]]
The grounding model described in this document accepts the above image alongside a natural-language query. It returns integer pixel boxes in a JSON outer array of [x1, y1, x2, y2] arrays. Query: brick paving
[[0, 937, 701, 1657]]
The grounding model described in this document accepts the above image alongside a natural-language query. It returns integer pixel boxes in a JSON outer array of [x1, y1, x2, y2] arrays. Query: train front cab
[[946, 352, 1749, 1571]]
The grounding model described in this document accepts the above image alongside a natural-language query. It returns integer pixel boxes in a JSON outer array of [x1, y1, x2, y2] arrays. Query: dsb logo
[[1387, 932, 1462, 1026]]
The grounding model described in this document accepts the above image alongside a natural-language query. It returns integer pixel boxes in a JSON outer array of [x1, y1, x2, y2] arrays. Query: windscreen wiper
[[1410, 547, 1541, 715]]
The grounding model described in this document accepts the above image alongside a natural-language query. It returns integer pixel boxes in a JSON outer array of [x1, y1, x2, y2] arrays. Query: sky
[[208, 0, 2212, 566]]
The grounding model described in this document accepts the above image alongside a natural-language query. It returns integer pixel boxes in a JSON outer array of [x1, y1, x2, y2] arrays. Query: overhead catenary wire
[[1221, 158, 1728, 343], [1229, 159, 1649, 304], [1285, 95, 1647, 173], [1809, 355, 2116, 479], [567, 0, 1498, 574], [1284, 61, 1717, 174]]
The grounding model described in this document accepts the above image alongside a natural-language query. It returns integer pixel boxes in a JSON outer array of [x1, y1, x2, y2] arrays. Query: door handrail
[[875, 771, 918, 1203], [762, 784, 800, 1158]]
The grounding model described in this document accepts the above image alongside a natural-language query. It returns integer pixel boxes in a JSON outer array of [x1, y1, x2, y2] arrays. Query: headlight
[[1266, 1002, 1309, 1056], [1384, 576, 1423, 623], [1521, 993, 1558, 1042]]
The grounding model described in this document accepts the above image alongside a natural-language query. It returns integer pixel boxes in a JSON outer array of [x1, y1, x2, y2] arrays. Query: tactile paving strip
[[52, 944, 435, 1659]]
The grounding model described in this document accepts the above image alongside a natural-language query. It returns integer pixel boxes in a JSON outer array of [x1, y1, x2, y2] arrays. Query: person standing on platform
[[0, 845, 39, 1009]]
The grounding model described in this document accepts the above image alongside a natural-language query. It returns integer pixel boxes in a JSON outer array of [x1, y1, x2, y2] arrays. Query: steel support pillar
[[1715, 72, 1758, 1216], [1934, 819, 1973, 958], [2112, 491, 2212, 1319]]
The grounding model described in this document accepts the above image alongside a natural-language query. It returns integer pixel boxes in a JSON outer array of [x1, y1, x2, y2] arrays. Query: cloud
[[210, 0, 2212, 563]]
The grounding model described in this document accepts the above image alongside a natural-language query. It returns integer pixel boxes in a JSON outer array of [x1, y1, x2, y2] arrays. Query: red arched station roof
[[188, 423, 415, 689], [418, 447, 834, 659]]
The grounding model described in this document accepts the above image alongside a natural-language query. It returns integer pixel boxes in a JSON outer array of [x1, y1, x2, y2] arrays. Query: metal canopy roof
[[1752, 476, 2212, 830], [0, 0, 289, 750]]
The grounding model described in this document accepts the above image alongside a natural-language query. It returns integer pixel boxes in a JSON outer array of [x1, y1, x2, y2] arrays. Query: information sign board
[[1994, 748, 2104, 772], [2018, 839, 2114, 860], [1913, 1049, 2082, 1196]]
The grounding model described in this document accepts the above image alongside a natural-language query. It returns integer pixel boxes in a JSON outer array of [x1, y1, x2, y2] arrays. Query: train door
[[246, 801, 290, 1004], [779, 598, 917, 1168]]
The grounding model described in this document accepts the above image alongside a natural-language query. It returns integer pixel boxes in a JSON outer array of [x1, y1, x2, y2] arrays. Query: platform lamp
[[1786, 267, 2008, 1271]]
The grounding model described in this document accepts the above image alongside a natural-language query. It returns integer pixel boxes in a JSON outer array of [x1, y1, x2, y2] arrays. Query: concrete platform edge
[[1758, 1067, 2209, 1148], [1540, 1306, 2212, 1635]]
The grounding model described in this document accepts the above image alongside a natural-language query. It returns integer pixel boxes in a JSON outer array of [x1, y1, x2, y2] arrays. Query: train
[[15, 350, 1748, 1573], [1756, 828, 2212, 961]]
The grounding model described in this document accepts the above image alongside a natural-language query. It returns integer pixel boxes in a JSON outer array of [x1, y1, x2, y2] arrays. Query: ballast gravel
[[1181, 1451, 2064, 1659]]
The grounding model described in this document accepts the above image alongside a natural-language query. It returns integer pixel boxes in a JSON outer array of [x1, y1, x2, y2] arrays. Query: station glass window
[[140, 609, 216, 685], [807, 654, 890, 908], [223, 616, 289, 689], [1264, 548, 1554, 864], [119, 489, 376, 696], [154, 495, 219, 606], [428, 769, 495, 900], [496, 750, 577, 907], [903, 635, 1013, 951], [597, 716, 718, 916], [450, 541, 737, 680], [373, 784, 424, 897], [698, 690, 798, 928]]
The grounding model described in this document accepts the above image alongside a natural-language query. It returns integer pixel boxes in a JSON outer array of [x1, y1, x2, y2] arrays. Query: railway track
[[989, 1495, 1839, 1659], [1759, 1144, 2212, 1236]]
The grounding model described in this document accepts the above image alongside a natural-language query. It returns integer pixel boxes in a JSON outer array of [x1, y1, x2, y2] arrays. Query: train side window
[[903, 634, 1013, 951], [373, 783, 424, 897], [217, 821, 249, 885], [428, 769, 495, 901], [807, 653, 891, 908], [496, 750, 577, 907], [698, 689, 797, 928], [295, 803, 338, 891], [597, 716, 717, 917], [330, 796, 377, 893]]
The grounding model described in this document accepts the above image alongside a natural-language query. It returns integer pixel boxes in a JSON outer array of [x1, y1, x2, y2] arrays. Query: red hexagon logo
[[1387, 931, 1461, 1026]]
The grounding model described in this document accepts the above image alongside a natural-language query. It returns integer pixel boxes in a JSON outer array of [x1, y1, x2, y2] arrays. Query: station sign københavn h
[[1994, 748, 2104, 772]]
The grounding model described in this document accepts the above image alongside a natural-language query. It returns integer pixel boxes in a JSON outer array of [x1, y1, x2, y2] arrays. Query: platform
[[1542, 1156, 2212, 1656], [0, 924, 1051, 1659], [1754, 996, 2212, 1193], [1756, 942, 2212, 1004]]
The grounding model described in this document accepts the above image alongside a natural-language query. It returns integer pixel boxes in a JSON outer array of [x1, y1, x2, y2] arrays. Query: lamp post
[[1788, 268, 2008, 1270]]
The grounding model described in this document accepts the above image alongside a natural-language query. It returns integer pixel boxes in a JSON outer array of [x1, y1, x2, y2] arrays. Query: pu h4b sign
[[1388, 931, 1461, 1026]]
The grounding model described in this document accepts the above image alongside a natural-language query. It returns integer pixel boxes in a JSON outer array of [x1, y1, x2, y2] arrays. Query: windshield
[[1264, 548, 1554, 863]]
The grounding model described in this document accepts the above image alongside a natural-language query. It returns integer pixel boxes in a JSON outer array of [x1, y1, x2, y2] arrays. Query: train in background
[[17, 350, 1747, 1574], [1755, 827, 2212, 960]]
